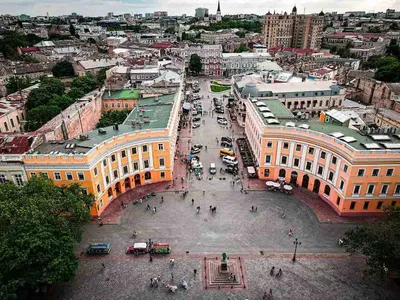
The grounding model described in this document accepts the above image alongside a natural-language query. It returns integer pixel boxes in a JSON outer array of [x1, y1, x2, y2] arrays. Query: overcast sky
[[2, 0, 400, 17]]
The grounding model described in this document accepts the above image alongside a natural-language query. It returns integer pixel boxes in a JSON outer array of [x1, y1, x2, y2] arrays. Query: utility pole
[[292, 238, 301, 262]]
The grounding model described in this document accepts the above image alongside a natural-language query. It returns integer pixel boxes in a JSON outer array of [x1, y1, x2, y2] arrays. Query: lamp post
[[292, 238, 301, 262]]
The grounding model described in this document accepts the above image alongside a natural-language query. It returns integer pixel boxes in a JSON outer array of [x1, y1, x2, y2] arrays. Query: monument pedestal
[[220, 262, 228, 273]]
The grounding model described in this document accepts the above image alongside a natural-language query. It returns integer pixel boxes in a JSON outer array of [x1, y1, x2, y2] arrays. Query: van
[[209, 163, 216, 174], [222, 155, 238, 166], [87, 243, 111, 255], [220, 148, 235, 157]]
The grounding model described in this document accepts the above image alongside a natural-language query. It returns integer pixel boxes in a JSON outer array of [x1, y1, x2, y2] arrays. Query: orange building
[[102, 89, 141, 111], [23, 91, 181, 216], [245, 98, 400, 216]]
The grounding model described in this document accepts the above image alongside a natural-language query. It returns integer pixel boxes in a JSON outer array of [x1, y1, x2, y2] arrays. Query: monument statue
[[221, 252, 227, 262]]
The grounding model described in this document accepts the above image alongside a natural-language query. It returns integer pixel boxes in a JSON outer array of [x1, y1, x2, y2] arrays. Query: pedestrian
[[233, 275, 236, 281], [240, 187, 243, 193], [102, 263, 105, 269], [153, 207, 156, 213], [233, 180, 235, 186], [263, 292, 268, 300], [251, 206, 254, 212], [203, 190, 205, 196], [151, 278, 153, 285], [147, 204, 151, 210], [205, 145, 208, 151], [229, 273, 232, 280], [171, 273, 174, 282], [213, 190, 216, 196], [194, 269, 197, 276], [270, 266, 275, 276], [192, 199, 194, 205], [149, 255, 153, 262], [149, 238, 152, 246], [255, 207, 258, 212], [210, 205, 212, 211], [161, 196, 164, 203]]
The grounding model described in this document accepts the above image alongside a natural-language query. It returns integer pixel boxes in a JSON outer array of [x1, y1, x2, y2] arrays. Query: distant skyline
[[2, 0, 400, 17]]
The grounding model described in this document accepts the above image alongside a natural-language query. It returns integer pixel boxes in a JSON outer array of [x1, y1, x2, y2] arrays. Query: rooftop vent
[[98, 128, 107, 135], [143, 116, 150, 123], [113, 124, 119, 131]]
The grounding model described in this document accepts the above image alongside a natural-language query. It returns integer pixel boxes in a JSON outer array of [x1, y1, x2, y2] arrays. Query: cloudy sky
[[2, 0, 400, 17]]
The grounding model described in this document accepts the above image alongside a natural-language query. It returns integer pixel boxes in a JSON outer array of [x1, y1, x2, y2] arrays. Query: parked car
[[192, 143, 203, 149], [193, 117, 201, 122], [192, 123, 200, 128], [222, 155, 238, 166], [221, 136, 233, 143], [126, 242, 148, 255], [209, 163, 217, 175], [192, 109, 197, 116], [87, 243, 111, 255], [225, 164, 238, 174], [217, 118, 228, 125], [216, 109, 224, 114], [221, 141, 232, 148], [191, 148, 201, 154]]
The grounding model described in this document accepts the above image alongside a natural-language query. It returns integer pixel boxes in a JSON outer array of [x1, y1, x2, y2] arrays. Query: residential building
[[154, 11, 168, 17], [375, 108, 400, 129], [245, 98, 400, 216], [75, 58, 124, 76], [200, 32, 236, 44], [222, 52, 272, 77], [262, 7, 324, 49], [130, 68, 161, 84], [195, 8, 209, 19], [352, 77, 398, 109], [232, 74, 345, 125]]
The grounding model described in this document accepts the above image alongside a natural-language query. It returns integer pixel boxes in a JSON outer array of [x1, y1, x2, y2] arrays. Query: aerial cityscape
[[0, 1, 400, 299]]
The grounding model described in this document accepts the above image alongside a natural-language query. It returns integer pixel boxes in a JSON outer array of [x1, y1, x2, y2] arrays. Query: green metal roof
[[102, 89, 141, 100], [251, 98, 295, 124]]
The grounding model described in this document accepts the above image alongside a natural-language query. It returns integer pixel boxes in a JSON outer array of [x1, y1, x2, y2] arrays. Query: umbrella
[[183, 103, 191, 110]]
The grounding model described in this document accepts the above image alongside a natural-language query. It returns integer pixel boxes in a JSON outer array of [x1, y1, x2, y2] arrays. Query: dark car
[[225, 165, 238, 174], [221, 141, 232, 148], [192, 143, 203, 149], [221, 136, 232, 143], [216, 109, 224, 114], [191, 148, 201, 154], [193, 117, 201, 122]]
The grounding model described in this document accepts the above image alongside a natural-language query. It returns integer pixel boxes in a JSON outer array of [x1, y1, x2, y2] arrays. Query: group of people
[[270, 266, 283, 278], [263, 288, 273, 300], [147, 204, 157, 214], [251, 206, 258, 212]]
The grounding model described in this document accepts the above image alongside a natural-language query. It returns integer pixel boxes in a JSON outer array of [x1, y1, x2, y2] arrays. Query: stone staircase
[[208, 261, 241, 286]]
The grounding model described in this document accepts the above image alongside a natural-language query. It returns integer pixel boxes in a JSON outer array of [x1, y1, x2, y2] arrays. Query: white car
[[222, 155, 238, 166], [217, 119, 228, 125]]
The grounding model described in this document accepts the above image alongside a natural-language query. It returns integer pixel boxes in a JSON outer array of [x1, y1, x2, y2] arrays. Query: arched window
[[324, 185, 331, 196], [145, 171, 151, 180]]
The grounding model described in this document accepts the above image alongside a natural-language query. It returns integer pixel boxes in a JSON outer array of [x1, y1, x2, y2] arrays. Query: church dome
[[292, 5, 297, 13]]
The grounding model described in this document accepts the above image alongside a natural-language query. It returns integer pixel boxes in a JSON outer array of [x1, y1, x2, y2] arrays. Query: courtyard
[[57, 78, 399, 299]]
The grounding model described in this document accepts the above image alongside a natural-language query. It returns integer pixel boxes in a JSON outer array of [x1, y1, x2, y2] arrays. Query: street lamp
[[292, 238, 301, 262]]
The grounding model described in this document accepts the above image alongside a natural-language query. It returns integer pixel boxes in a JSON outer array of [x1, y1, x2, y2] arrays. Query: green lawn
[[210, 84, 231, 93]]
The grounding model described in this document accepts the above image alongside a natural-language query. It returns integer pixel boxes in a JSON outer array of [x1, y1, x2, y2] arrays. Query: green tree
[[96, 68, 108, 84], [235, 31, 245, 38], [0, 176, 93, 299], [69, 24, 76, 36], [40, 77, 65, 96], [25, 105, 61, 131], [96, 109, 131, 128], [234, 43, 250, 53], [164, 27, 176, 34], [344, 206, 400, 278], [50, 94, 75, 110], [70, 74, 99, 94], [0, 31, 42, 60], [26, 89, 54, 110], [68, 87, 85, 100], [52, 60, 75, 77], [6, 76, 32, 94], [189, 54, 202, 75]]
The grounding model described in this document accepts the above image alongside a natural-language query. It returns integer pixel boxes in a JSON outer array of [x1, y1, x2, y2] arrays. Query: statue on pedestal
[[220, 252, 228, 273]]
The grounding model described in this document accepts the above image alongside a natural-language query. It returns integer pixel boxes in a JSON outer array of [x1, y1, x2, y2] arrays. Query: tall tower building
[[216, 1, 222, 22], [262, 6, 324, 49]]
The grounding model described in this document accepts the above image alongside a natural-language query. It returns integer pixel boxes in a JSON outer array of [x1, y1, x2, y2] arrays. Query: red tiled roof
[[311, 68, 332, 75], [20, 46, 40, 53], [0, 135, 35, 154], [150, 42, 172, 49]]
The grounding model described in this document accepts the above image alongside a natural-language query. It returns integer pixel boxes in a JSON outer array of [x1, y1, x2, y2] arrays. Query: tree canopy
[[70, 74, 99, 93], [0, 176, 93, 299], [0, 31, 42, 61], [25, 105, 61, 131], [344, 205, 400, 279], [52, 60, 75, 77], [234, 43, 250, 53], [6, 76, 33, 95], [96, 109, 131, 128], [189, 54, 202, 75], [363, 55, 400, 83]]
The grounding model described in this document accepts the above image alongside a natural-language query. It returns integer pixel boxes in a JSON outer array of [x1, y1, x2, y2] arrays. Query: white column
[[107, 156, 113, 182], [300, 145, 307, 170], [138, 145, 143, 170], [148, 143, 154, 168], [312, 148, 320, 175], [323, 152, 332, 180], [333, 158, 342, 187], [275, 140, 282, 165], [127, 147, 133, 174], [100, 160, 107, 187], [288, 142, 295, 168], [117, 152, 123, 178]]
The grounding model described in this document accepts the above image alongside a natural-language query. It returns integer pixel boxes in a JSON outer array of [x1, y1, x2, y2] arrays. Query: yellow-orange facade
[[246, 99, 400, 216]]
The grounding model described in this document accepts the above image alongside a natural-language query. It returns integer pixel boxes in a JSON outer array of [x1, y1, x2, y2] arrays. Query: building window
[[331, 156, 337, 165], [317, 166, 324, 175], [353, 184, 361, 195], [104, 103, 108, 108], [123, 166, 128, 175], [357, 169, 365, 177], [320, 151, 326, 159], [94, 167, 98, 176], [14, 175, 24, 186], [143, 145, 148, 152], [160, 172, 166, 179], [306, 161, 312, 171], [105, 175, 110, 184], [132, 147, 137, 155], [377, 201, 383, 210], [336, 197, 341, 206], [264, 169, 270, 177], [324, 185, 331, 196], [367, 184, 375, 195], [293, 158, 300, 167], [159, 158, 165, 167], [103, 159, 107, 167], [113, 170, 118, 179], [41, 172, 48, 179], [386, 168, 394, 176], [363, 201, 370, 210], [4, 122, 8, 131], [10, 119, 15, 128], [97, 184, 101, 193], [343, 164, 348, 173], [121, 150, 126, 158], [381, 184, 389, 195], [395, 184, 400, 195], [78, 173, 85, 180], [267, 141, 272, 148], [133, 162, 139, 171], [66, 173, 73, 180], [328, 171, 334, 181], [281, 156, 287, 165], [283, 142, 289, 149], [391, 201, 396, 207], [265, 155, 271, 164], [296, 144, 301, 151], [308, 147, 314, 154], [372, 169, 379, 177], [158, 143, 164, 150], [350, 201, 356, 210], [144, 159, 149, 168], [30, 172, 36, 178], [54, 172, 61, 180], [111, 154, 116, 162]]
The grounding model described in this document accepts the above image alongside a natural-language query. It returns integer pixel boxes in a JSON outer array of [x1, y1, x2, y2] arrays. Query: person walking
[[270, 266, 275, 276], [160, 196, 164, 203], [171, 273, 174, 282], [102, 263, 105, 269], [205, 145, 208, 151], [153, 206, 157, 213], [194, 269, 197, 276], [203, 190, 205, 196], [192, 199, 194, 205]]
